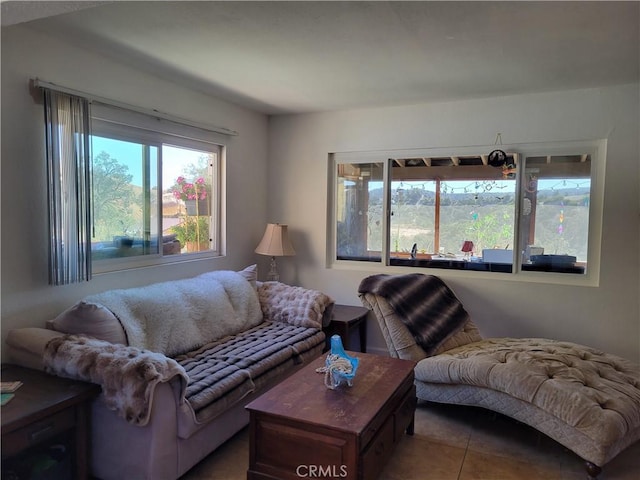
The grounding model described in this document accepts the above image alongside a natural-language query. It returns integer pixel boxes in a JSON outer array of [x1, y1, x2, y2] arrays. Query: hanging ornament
[[488, 132, 517, 178], [489, 149, 508, 167], [501, 164, 517, 179], [489, 132, 507, 167], [558, 203, 565, 234]]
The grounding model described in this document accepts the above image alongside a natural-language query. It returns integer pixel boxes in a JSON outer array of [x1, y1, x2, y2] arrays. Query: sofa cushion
[[201, 321, 326, 378], [178, 357, 257, 429], [84, 270, 262, 356], [47, 266, 257, 347], [174, 321, 325, 437], [48, 301, 128, 345], [415, 337, 640, 455]]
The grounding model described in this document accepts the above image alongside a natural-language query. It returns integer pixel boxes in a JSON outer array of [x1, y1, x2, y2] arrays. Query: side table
[[324, 304, 369, 353], [1, 364, 101, 480]]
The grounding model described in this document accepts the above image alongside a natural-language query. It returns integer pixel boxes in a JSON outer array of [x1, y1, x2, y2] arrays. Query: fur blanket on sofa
[[43, 334, 188, 426], [85, 270, 263, 357]]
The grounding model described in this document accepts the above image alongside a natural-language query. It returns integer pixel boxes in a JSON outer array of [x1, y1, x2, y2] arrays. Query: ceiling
[[3, 1, 639, 115]]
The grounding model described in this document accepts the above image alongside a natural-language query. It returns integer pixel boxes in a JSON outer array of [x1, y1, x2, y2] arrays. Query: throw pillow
[[237, 264, 258, 290], [258, 282, 334, 329], [49, 301, 128, 345]]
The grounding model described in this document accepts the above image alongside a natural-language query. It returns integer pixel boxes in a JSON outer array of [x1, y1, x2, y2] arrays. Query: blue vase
[[325, 335, 359, 388]]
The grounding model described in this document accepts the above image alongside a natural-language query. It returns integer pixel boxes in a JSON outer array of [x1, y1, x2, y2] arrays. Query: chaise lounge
[[358, 273, 640, 479]]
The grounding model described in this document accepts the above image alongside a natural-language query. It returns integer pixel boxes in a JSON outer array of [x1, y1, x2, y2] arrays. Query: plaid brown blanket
[[358, 273, 470, 355]]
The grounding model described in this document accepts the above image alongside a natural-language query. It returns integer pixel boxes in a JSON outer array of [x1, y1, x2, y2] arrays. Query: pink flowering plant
[[172, 176, 208, 202]]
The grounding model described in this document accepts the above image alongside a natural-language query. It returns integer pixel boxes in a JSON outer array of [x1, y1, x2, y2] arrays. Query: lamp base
[[267, 256, 279, 282]]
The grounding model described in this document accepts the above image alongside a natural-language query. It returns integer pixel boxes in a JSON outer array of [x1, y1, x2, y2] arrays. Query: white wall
[[0, 25, 270, 358], [2, 24, 638, 364], [268, 85, 640, 362]]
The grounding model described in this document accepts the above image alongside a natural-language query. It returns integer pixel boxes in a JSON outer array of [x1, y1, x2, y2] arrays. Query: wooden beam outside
[[434, 178, 441, 254]]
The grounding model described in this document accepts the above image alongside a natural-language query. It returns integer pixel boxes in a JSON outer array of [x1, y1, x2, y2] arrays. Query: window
[[89, 103, 224, 272], [331, 141, 604, 283]]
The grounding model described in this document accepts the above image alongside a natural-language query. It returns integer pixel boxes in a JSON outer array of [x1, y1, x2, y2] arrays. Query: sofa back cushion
[[84, 270, 262, 356], [48, 301, 128, 345], [359, 292, 483, 362], [358, 273, 475, 356], [47, 265, 259, 348], [432, 319, 482, 355], [360, 292, 428, 362]]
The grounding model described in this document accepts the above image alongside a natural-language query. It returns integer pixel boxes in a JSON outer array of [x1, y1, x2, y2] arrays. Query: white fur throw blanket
[[258, 282, 334, 329], [43, 334, 188, 426], [85, 271, 263, 357]]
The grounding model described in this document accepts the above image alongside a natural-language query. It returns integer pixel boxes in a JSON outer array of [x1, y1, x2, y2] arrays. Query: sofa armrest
[[44, 335, 188, 426], [6, 327, 66, 371]]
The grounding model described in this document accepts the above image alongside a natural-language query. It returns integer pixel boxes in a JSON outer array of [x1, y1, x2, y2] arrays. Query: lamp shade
[[255, 223, 296, 257]]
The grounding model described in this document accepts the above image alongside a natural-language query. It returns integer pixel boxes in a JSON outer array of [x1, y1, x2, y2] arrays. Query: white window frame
[[328, 139, 606, 287], [90, 103, 226, 274]]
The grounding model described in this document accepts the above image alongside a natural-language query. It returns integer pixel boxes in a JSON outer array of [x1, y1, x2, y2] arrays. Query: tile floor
[[181, 401, 640, 480]]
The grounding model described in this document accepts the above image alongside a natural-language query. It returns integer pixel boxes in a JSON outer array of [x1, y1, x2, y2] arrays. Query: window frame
[[90, 110, 225, 274], [328, 140, 606, 286]]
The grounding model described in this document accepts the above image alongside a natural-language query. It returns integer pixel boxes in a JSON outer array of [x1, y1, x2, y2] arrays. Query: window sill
[[330, 259, 598, 287], [92, 250, 222, 275]]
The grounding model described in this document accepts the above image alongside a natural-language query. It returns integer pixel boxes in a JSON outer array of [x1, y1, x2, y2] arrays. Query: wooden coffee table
[[246, 352, 416, 480]]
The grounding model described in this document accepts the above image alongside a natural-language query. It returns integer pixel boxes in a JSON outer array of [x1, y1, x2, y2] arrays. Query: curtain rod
[[31, 78, 239, 137]]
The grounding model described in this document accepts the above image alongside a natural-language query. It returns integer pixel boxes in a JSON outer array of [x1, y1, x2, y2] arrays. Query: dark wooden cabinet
[[1, 365, 100, 480]]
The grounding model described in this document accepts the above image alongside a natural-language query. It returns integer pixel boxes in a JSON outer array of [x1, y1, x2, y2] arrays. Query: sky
[[91, 136, 211, 188]]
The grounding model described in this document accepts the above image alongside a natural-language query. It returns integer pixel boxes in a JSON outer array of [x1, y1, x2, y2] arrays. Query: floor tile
[[465, 410, 571, 467], [181, 429, 248, 480], [179, 402, 640, 480], [458, 450, 584, 480], [414, 401, 474, 448], [379, 435, 465, 480], [599, 441, 640, 480]]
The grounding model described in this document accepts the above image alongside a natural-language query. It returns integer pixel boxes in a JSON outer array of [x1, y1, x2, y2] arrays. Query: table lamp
[[255, 223, 296, 281]]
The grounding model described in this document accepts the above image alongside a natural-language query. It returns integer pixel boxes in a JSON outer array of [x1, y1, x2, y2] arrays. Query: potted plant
[[171, 216, 210, 252], [171, 176, 209, 215]]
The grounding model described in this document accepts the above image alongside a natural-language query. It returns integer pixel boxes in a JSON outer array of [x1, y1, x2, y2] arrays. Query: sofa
[[358, 273, 640, 480], [5, 265, 334, 480]]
